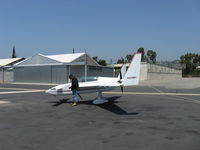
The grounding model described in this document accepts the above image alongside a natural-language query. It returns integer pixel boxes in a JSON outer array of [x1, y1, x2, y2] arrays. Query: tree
[[180, 53, 200, 75], [117, 57, 126, 64], [137, 47, 145, 61], [117, 53, 135, 64], [92, 56, 107, 66], [125, 54, 133, 63], [92, 56, 98, 62], [98, 59, 107, 66], [143, 55, 148, 62], [12, 46, 16, 58], [147, 50, 157, 63]]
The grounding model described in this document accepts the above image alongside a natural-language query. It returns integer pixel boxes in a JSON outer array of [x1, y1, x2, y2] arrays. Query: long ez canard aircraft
[[46, 52, 141, 104]]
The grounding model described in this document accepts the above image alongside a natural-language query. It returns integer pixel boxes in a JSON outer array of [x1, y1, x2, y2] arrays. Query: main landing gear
[[93, 91, 108, 104]]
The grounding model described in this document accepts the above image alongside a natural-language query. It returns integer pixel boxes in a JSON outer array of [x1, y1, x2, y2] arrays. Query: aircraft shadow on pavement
[[48, 99, 69, 107], [48, 96, 139, 116]]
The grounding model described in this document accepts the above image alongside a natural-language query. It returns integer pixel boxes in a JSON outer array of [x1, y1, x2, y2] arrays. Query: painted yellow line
[[103, 91, 200, 96], [0, 87, 45, 91], [104, 91, 200, 104], [0, 101, 11, 104], [0, 90, 45, 95]]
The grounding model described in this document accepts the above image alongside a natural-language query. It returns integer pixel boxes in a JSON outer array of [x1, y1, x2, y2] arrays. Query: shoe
[[71, 102, 77, 106]]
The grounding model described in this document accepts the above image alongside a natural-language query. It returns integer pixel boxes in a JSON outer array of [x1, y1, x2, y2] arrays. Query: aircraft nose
[[45, 88, 56, 94], [45, 89, 51, 94]]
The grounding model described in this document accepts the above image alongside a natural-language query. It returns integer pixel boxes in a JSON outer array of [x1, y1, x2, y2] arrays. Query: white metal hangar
[[0, 57, 25, 83], [14, 52, 113, 84]]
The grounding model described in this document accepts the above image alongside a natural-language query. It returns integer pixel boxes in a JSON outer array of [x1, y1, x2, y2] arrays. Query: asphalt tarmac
[[0, 82, 200, 150]]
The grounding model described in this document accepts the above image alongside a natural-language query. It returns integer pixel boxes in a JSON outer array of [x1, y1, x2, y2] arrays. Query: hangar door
[[14, 66, 51, 83], [14, 65, 68, 84], [51, 65, 68, 84]]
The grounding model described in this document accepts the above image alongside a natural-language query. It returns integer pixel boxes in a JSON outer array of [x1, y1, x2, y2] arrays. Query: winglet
[[122, 52, 141, 86]]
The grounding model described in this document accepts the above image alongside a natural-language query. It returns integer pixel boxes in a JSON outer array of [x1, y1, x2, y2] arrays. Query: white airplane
[[46, 52, 141, 104]]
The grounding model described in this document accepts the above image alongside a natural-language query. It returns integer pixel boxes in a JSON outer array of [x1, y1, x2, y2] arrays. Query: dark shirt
[[71, 77, 79, 90]]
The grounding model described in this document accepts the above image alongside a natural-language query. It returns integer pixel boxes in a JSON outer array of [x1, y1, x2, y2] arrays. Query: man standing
[[69, 74, 79, 106]]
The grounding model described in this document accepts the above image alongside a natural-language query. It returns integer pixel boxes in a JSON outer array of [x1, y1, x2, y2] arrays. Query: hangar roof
[[0, 58, 24, 67], [45, 53, 85, 63], [14, 52, 99, 66]]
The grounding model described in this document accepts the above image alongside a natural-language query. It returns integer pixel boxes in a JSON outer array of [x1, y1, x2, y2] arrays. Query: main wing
[[46, 78, 119, 95]]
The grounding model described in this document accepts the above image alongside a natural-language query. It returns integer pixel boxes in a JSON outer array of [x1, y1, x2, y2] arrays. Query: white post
[[2, 67, 4, 84], [68, 65, 71, 83], [84, 52, 87, 82]]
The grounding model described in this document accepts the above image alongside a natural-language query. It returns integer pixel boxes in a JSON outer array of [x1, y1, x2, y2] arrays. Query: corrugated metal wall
[[0, 68, 14, 83], [69, 65, 113, 82], [14, 66, 52, 83], [87, 65, 113, 77], [70, 65, 85, 81], [14, 65, 113, 84], [52, 65, 68, 83], [14, 65, 69, 84]]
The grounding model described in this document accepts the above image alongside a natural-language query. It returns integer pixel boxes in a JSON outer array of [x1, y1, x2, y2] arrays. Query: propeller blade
[[120, 86, 124, 93], [120, 71, 122, 79], [118, 71, 123, 84]]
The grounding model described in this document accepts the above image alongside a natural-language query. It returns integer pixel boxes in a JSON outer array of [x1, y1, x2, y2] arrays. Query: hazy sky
[[0, 0, 200, 62]]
